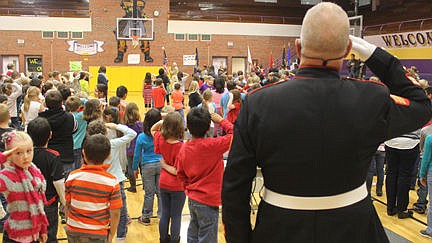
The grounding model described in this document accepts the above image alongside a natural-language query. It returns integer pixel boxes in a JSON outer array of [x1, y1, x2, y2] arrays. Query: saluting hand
[[2, 147, 18, 157]]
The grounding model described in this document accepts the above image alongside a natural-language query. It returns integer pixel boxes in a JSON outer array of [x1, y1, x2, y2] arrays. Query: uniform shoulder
[[248, 80, 289, 96], [45, 148, 60, 156], [344, 77, 387, 88]]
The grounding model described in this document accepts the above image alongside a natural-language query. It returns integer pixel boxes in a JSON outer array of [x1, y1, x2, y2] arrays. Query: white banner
[[66, 40, 104, 55], [364, 30, 432, 49], [183, 55, 196, 66]]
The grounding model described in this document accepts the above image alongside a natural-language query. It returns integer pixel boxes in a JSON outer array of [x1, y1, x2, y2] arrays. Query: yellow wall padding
[[89, 66, 163, 94]]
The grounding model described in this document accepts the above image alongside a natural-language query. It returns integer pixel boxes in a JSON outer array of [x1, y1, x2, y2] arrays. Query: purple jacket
[[127, 121, 143, 156]]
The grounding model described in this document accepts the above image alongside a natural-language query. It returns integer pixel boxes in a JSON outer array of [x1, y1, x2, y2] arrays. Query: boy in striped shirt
[[65, 134, 122, 243]]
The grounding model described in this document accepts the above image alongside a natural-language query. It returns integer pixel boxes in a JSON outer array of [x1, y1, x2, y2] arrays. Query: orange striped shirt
[[65, 164, 122, 238]]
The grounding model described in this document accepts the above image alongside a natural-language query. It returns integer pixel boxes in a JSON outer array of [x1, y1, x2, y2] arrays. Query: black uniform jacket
[[222, 48, 432, 243]]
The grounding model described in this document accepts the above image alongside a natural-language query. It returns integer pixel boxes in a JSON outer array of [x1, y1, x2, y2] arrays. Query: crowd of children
[[0, 64, 257, 243]]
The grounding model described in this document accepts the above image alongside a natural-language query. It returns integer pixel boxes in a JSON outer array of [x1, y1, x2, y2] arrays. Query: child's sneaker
[[420, 229, 432, 238], [138, 216, 150, 226]]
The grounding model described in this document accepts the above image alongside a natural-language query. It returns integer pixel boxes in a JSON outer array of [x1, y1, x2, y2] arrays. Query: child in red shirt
[[151, 112, 185, 243], [152, 78, 167, 111], [176, 108, 233, 243]]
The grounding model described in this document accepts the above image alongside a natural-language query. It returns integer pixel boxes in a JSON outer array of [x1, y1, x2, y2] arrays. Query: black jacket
[[39, 109, 77, 164], [222, 48, 432, 243]]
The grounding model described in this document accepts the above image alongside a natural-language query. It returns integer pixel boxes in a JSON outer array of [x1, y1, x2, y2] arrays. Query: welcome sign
[[66, 40, 105, 55], [365, 30, 432, 49]]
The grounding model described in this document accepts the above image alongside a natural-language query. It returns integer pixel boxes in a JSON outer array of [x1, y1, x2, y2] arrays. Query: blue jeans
[[117, 182, 128, 239], [73, 148, 82, 170], [416, 177, 428, 209], [159, 189, 186, 241], [127, 156, 136, 190], [385, 145, 419, 212], [187, 199, 219, 243], [63, 162, 75, 179], [141, 162, 162, 218], [366, 151, 385, 193], [426, 171, 432, 233], [45, 203, 59, 243]]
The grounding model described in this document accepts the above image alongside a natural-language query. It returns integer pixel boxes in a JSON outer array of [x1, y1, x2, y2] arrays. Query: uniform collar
[[295, 66, 340, 80]]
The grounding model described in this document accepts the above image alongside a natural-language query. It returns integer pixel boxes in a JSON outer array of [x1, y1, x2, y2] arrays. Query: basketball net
[[132, 35, 139, 49]]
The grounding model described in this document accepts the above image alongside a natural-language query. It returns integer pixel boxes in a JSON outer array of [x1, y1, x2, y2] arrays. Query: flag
[[163, 48, 168, 74], [269, 52, 273, 68], [194, 48, 199, 74], [282, 47, 286, 67], [247, 46, 252, 72], [287, 44, 291, 68]]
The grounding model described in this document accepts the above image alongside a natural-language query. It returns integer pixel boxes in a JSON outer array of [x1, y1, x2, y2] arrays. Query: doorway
[[212, 57, 227, 73], [2, 55, 19, 74], [232, 57, 246, 75]]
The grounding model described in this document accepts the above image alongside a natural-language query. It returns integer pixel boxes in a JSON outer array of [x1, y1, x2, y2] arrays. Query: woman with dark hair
[[157, 68, 171, 105], [97, 66, 108, 86]]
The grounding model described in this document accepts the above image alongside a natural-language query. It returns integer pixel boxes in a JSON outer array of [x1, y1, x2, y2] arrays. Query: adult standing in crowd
[[98, 66, 108, 86], [347, 53, 360, 78], [222, 2, 431, 243]]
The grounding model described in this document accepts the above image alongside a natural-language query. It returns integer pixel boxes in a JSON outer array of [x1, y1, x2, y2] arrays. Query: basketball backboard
[[349, 15, 363, 37], [116, 18, 154, 40]]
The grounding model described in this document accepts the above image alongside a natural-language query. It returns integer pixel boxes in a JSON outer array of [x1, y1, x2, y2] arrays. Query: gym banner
[[66, 40, 105, 55], [365, 30, 432, 49]]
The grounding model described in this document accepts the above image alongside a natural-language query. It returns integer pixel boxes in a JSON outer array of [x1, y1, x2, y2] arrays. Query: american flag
[[163, 48, 168, 74]]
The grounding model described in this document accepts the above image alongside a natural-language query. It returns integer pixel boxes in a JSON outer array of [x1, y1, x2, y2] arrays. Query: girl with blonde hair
[[21, 86, 44, 130]]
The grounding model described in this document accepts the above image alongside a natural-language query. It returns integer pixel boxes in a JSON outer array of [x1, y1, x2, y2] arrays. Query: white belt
[[262, 182, 368, 210]]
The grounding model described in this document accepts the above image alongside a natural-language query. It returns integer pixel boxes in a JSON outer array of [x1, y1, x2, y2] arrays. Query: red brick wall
[[0, 0, 297, 75]]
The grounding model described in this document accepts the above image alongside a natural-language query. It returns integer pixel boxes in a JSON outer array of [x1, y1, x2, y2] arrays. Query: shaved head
[[300, 2, 350, 59]]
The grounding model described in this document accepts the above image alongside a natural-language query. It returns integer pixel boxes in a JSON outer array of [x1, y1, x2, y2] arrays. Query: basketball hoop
[[131, 35, 139, 48]]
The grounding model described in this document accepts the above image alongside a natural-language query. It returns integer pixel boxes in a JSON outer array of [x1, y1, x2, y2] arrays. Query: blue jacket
[[420, 134, 432, 178], [133, 133, 162, 170]]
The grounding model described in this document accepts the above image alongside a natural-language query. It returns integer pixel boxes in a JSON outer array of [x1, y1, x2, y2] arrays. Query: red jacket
[[176, 119, 233, 206]]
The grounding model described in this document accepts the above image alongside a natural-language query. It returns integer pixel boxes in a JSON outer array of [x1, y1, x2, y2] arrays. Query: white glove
[[349, 35, 376, 61]]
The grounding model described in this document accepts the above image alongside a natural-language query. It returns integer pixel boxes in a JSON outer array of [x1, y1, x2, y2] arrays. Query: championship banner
[[365, 30, 432, 49], [66, 40, 105, 55]]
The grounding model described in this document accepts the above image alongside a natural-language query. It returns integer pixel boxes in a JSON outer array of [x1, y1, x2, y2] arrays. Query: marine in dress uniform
[[222, 3, 431, 243]]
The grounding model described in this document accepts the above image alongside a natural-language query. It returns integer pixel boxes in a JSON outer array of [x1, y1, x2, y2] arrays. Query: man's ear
[[344, 39, 353, 58], [295, 39, 302, 58]]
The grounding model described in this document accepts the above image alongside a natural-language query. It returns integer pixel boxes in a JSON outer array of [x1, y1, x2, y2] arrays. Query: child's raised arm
[[106, 123, 137, 147], [151, 120, 163, 137], [227, 92, 235, 110]]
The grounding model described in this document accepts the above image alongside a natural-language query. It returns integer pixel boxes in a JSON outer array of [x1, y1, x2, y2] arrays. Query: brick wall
[[0, 0, 297, 75]]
